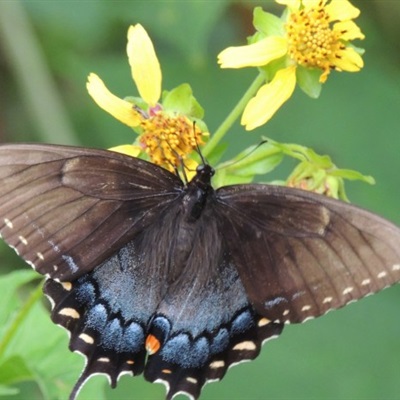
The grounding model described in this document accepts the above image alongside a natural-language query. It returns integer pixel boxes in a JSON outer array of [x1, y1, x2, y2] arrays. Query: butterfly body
[[0, 144, 399, 400], [181, 164, 215, 222]]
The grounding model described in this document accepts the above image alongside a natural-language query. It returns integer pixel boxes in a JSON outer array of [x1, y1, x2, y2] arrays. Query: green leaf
[[213, 171, 254, 186], [330, 168, 375, 185], [253, 7, 285, 37], [12, 299, 104, 400], [264, 138, 375, 200], [0, 384, 19, 396], [296, 66, 322, 98], [0, 356, 34, 385], [0, 269, 38, 329], [213, 143, 283, 187], [162, 83, 204, 118], [0, 270, 105, 400]]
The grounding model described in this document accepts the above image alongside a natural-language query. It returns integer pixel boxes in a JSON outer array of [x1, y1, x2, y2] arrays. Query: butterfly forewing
[[0, 144, 182, 281], [216, 184, 400, 323]]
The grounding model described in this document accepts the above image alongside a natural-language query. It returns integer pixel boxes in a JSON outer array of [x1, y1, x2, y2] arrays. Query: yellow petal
[[241, 66, 296, 130], [183, 158, 199, 181], [86, 73, 141, 127], [127, 24, 162, 106], [326, 0, 360, 21], [218, 37, 288, 69], [302, 0, 322, 8], [109, 144, 142, 158], [334, 20, 365, 41], [333, 47, 364, 72]]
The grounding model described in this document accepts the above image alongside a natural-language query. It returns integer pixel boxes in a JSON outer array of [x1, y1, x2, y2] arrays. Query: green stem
[[0, 280, 43, 358], [202, 72, 265, 158]]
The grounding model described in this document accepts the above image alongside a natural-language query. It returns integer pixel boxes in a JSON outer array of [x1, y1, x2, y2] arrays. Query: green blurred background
[[0, 1, 399, 399]]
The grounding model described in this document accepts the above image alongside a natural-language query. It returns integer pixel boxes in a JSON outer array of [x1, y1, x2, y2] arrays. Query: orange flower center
[[286, 2, 344, 81], [139, 113, 204, 171]]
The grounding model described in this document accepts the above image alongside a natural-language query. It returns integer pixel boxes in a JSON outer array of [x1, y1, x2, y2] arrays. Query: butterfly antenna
[[160, 135, 190, 183], [179, 156, 189, 184], [218, 139, 269, 171], [192, 121, 207, 167], [172, 149, 190, 184], [150, 134, 175, 172], [133, 104, 148, 119]]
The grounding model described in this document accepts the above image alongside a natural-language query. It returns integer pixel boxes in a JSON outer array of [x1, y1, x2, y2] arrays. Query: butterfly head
[[190, 163, 214, 188]]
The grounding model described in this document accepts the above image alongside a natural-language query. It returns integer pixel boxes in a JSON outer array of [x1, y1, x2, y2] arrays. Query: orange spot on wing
[[162, 369, 172, 374], [145, 334, 161, 354]]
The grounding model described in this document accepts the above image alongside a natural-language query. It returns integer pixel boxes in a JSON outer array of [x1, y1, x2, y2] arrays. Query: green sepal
[[162, 83, 204, 119], [329, 168, 375, 184], [253, 7, 285, 37], [296, 65, 322, 98], [123, 96, 147, 111], [348, 43, 365, 56], [266, 138, 375, 201], [259, 56, 288, 82]]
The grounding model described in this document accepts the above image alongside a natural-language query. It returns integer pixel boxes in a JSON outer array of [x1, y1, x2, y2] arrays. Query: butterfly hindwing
[[0, 144, 182, 281], [216, 184, 400, 323], [43, 190, 283, 399]]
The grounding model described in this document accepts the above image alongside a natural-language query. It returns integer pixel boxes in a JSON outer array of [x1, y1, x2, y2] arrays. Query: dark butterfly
[[0, 143, 399, 400]]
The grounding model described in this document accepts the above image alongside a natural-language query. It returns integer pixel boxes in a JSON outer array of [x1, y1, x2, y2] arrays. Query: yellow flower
[[87, 24, 161, 127], [86, 73, 142, 127], [87, 24, 207, 172], [218, 0, 365, 130], [126, 24, 161, 107], [108, 144, 141, 158]]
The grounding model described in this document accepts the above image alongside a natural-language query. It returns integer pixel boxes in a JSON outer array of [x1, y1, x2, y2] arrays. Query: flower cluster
[[87, 24, 207, 173], [87, 0, 369, 198], [218, 0, 364, 130]]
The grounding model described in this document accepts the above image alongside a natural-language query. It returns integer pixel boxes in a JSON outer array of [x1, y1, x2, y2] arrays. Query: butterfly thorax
[[181, 164, 215, 222]]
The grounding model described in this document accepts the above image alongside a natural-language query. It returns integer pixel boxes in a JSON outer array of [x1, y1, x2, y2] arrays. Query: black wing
[[216, 184, 400, 323], [43, 203, 283, 400], [0, 144, 182, 281]]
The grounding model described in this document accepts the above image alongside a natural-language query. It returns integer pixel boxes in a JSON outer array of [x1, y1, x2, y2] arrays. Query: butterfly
[[0, 143, 399, 400]]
